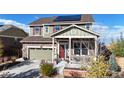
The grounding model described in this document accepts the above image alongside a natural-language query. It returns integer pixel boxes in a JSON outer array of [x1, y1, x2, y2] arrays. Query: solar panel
[[54, 15, 81, 22]]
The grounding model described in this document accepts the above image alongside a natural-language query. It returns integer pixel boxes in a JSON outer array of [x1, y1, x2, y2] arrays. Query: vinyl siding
[[55, 27, 95, 37], [30, 24, 93, 37]]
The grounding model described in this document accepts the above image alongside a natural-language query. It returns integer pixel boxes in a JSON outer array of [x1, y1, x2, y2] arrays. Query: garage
[[29, 48, 52, 61]]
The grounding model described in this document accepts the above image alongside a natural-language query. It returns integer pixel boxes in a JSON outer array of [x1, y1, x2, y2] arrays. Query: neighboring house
[[0, 25, 28, 57], [21, 14, 100, 62]]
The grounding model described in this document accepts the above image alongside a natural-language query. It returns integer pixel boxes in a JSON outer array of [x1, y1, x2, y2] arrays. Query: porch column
[[94, 37, 98, 57], [69, 37, 71, 61], [57, 41, 59, 59], [52, 37, 55, 63]]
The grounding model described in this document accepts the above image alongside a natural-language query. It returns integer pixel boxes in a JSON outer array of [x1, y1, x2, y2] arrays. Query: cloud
[[0, 18, 29, 33], [113, 25, 124, 29], [93, 23, 124, 44]]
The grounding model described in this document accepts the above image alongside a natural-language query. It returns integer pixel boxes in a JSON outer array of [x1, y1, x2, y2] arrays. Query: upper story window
[[53, 26, 61, 32], [45, 26, 49, 33], [55, 26, 61, 31], [34, 27, 41, 35], [85, 23, 90, 30]]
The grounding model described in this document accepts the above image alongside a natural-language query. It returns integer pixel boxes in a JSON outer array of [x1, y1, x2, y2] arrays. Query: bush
[[80, 66, 87, 71], [11, 56, 17, 62], [108, 54, 121, 72], [40, 63, 57, 77], [110, 39, 124, 57], [88, 56, 111, 78], [0, 38, 4, 57]]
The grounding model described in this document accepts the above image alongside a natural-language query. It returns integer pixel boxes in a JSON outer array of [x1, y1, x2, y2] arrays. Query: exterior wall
[[41, 25, 70, 37], [30, 26, 42, 36], [55, 27, 95, 37], [30, 24, 92, 37], [43, 26, 53, 37], [30, 27, 34, 36]]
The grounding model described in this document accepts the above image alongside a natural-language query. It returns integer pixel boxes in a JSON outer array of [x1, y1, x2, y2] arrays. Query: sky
[[0, 14, 124, 45]]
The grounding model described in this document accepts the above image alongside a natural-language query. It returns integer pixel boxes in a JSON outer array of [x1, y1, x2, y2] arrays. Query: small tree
[[110, 32, 124, 57], [109, 54, 121, 72], [0, 39, 4, 57]]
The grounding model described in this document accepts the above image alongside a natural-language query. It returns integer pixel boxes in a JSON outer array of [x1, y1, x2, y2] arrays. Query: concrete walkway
[[0, 60, 41, 78]]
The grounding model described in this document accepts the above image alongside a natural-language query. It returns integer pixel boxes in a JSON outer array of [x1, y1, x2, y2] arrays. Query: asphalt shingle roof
[[21, 36, 52, 43], [29, 14, 95, 25]]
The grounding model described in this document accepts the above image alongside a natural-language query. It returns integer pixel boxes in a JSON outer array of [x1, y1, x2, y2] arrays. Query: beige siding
[[43, 26, 53, 37], [55, 27, 95, 37], [30, 24, 93, 37], [30, 27, 33, 36], [30, 26, 42, 36]]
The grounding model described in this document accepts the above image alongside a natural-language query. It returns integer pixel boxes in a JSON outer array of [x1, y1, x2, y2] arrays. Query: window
[[53, 26, 61, 32], [34, 27, 40, 35], [56, 26, 61, 31], [44, 26, 49, 33], [74, 42, 80, 55], [86, 23, 90, 30], [82, 43, 88, 55], [73, 42, 88, 55]]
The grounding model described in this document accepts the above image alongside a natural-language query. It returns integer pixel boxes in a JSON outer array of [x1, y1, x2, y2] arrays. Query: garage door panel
[[29, 48, 52, 61]]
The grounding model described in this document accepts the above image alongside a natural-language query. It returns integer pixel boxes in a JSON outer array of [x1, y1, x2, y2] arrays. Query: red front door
[[59, 45, 65, 58]]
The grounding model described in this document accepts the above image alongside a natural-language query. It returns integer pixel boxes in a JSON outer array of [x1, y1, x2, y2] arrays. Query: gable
[[52, 26, 98, 37]]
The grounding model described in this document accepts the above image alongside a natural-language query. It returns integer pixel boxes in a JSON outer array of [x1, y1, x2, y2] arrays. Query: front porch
[[51, 25, 99, 66], [52, 37, 98, 65]]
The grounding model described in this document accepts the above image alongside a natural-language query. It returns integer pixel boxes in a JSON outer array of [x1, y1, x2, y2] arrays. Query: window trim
[[45, 26, 49, 33], [54, 25, 61, 32], [33, 26, 41, 36], [73, 41, 88, 56], [85, 23, 90, 30]]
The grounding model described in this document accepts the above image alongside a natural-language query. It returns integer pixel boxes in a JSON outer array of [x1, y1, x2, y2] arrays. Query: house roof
[[51, 24, 100, 37], [21, 36, 52, 43], [0, 25, 28, 38], [29, 14, 95, 25]]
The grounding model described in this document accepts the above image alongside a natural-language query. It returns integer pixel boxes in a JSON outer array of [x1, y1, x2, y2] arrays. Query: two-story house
[[21, 14, 99, 62]]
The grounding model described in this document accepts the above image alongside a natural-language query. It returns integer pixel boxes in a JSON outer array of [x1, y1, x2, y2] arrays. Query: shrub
[[88, 56, 111, 78], [11, 56, 17, 62], [110, 39, 124, 57], [80, 66, 87, 71], [40, 63, 57, 77], [108, 54, 121, 72], [0, 39, 4, 57]]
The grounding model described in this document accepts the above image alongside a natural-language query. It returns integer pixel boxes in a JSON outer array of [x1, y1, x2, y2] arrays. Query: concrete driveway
[[0, 60, 41, 78]]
